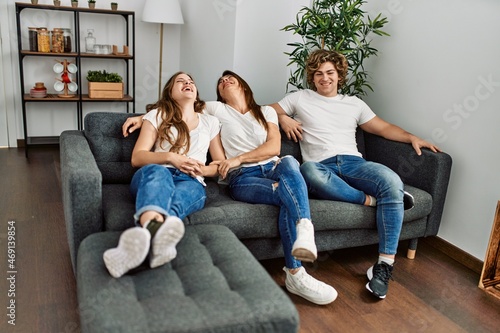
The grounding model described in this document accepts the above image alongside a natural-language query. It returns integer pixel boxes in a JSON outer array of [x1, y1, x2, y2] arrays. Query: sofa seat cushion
[[77, 224, 299, 333], [102, 181, 431, 240]]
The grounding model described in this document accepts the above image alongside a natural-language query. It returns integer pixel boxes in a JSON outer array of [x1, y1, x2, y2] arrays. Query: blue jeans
[[227, 156, 310, 269], [300, 155, 404, 255], [130, 164, 206, 224]]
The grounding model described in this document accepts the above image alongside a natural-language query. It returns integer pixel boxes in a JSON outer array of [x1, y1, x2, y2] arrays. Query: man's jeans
[[300, 155, 404, 255], [130, 164, 206, 224], [227, 156, 310, 269]]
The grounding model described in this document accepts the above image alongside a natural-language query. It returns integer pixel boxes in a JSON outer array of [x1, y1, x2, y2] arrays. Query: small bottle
[[85, 29, 96, 53], [28, 27, 38, 52], [62, 28, 73, 53]]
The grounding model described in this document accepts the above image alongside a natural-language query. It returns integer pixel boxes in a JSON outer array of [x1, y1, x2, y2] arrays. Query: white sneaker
[[103, 227, 151, 278], [292, 218, 318, 262], [283, 267, 337, 305], [149, 216, 185, 268]]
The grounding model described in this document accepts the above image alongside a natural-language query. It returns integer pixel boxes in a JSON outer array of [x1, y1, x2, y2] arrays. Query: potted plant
[[53, 0, 61, 7], [282, 0, 389, 97], [110, 2, 118, 10], [30, 0, 39, 5], [86, 70, 123, 98], [71, 0, 78, 8], [88, 0, 96, 9]]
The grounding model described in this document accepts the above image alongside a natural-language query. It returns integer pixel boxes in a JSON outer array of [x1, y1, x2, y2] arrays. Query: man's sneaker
[[103, 227, 151, 278], [149, 216, 185, 268], [292, 218, 318, 262], [284, 267, 337, 305], [366, 262, 394, 299], [403, 191, 415, 210]]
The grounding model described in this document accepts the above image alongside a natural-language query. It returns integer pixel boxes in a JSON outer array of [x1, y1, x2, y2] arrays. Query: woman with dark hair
[[104, 72, 225, 278], [122, 70, 337, 305]]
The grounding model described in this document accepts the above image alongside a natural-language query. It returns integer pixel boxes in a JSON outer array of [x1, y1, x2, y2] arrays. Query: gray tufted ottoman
[[77, 224, 299, 333]]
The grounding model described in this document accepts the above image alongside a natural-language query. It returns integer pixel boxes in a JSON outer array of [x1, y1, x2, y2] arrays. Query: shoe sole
[[292, 248, 317, 262], [365, 282, 386, 299], [150, 216, 185, 268], [103, 227, 150, 278]]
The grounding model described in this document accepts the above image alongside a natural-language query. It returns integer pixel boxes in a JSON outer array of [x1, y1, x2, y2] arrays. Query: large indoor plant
[[282, 0, 389, 97]]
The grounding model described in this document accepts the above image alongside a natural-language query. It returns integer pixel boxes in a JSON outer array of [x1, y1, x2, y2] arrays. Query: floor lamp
[[142, 0, 184, 99]]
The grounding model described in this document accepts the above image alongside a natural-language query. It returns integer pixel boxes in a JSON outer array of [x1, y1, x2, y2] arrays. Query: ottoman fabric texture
[[77, 224, 299, 333]]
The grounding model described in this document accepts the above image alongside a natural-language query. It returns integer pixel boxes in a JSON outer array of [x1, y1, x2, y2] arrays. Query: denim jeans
[[300, 155, 404, 255], [227, 156, 310, 269], [130, 164, 206, 224]]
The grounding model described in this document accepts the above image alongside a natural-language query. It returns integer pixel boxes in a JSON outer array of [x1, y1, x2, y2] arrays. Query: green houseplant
[[282, 0, 389, 97], [86, 70, 123, 98], [88, 0, 96, 9], [111, 2, 118, 10], [71, 0, 78, 8]]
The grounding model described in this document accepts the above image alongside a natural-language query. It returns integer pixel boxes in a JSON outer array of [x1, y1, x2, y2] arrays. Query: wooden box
[[88, 82, 123, 99]]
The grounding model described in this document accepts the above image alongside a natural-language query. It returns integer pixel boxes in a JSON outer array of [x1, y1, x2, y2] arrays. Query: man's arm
[[360, 116, 441, 155], [269, 103, 303, 142]]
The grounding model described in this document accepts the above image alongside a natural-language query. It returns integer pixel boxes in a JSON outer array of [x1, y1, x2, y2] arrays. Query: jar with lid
[[62, 28, 73, 53], [51, 28, 64, 53], [37, 27, 50, 53], [28, 27, 38, 52]]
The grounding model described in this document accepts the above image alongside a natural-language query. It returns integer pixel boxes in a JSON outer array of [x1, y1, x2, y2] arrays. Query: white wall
[[4, 0, 498, 260]]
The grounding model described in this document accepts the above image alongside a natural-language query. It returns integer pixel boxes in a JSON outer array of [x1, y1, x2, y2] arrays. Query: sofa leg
[[407, 238, 418, 259]]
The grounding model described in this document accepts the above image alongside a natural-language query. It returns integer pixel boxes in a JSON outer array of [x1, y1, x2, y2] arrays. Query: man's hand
[[279, 115, 303, 142], [122, 115, 144, 137], [410, 136, 442, 156]]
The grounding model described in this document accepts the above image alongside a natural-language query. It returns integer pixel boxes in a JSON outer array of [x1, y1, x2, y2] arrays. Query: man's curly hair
[[306, 49, 348, 91]]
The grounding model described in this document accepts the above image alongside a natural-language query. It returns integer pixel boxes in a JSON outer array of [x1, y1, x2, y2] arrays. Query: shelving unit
[[15, 2, 135, 156]]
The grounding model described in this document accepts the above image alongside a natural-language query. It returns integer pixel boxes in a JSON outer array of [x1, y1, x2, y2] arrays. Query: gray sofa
[[61, 111, 452, 273]]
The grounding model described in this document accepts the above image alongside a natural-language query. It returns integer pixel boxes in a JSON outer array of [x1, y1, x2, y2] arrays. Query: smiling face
[[312, 62, 340, 97], [171, 73, 197, 102], [217, 73, 241, 102]]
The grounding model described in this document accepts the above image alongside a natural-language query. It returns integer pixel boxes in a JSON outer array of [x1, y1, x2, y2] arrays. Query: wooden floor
[[1, 146, 500, 333]]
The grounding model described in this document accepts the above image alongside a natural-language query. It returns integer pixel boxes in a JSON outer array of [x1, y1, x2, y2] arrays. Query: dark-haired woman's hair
[[145, 71, 206, 154], [216, 70, 268, 131]]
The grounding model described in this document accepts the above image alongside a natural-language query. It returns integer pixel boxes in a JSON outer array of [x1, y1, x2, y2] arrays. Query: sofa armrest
[[60, 130, 104, 274], [363, 132, 452, 236]]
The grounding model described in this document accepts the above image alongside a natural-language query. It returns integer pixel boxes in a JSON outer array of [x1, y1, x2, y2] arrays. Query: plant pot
[[88, 82, 123, 99], [71, 2, 78, 7], [88, 3, 95, 9], [31, 0, 39, 4], [111, 3, 118, 10], [53, 0, 61, 7]]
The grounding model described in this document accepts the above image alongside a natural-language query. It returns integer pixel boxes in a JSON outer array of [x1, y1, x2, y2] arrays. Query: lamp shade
[[142, 0, 184, 24]]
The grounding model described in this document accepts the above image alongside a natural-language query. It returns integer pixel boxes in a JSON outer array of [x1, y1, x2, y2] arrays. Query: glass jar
[[51, 28, 64, 53], [85, 29, 96, 53], [37, 28, 50, 53], [28, 27, 38, 52], [62, 28, 73, 53]]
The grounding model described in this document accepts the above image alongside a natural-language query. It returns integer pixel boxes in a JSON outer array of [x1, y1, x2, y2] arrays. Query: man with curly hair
[[271, 49, 441, 299]]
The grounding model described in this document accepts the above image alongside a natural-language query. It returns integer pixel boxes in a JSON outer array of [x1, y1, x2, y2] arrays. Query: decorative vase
[[53, 0, 61, 7]]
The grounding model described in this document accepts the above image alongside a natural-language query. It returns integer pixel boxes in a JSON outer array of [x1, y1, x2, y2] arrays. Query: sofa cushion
[[77, 225, 299, 333], [85, 112, 139, 184]]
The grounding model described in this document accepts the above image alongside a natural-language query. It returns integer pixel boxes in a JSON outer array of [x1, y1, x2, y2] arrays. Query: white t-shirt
[[204, 101, 279, 168], [143, 108, 220, 170], [278, 89, 376, 162]]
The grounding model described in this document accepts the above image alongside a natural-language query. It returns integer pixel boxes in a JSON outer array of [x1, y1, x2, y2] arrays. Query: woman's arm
[[123, 115, 145, 137], [216, 122, 280, 179], [131, 120, 193, 168]]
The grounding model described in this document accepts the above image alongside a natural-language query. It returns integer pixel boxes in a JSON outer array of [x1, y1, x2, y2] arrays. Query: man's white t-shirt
[[143, 108, 220, 170], [278, 89, 376, 162], [204, 101, 279, 168]]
